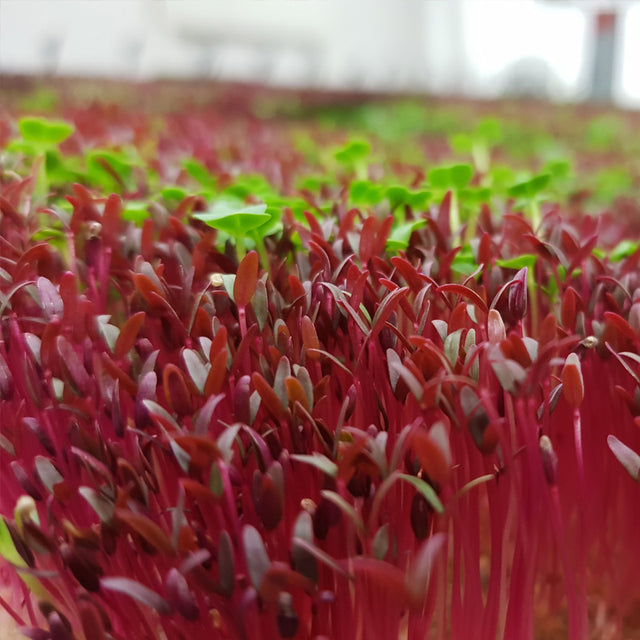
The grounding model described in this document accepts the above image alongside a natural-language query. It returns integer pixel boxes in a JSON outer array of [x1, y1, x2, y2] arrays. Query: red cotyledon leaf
[[260, 562, 315, 606], [78, 597, 107, 640], [70, 447, 114, 487], [36, 276, 63, 320], [162, 364, 193, 415], [301, 315, 320, 359], [437, 283, 488, 315], [204, 348, 227, 396], [410, 423, 452, 487], [132, 273, 166, 311], [179, 478, 218, 502], [359, 216, 393, 264], [114, 311, 145, 359], [113, 508, 174, 554], [561, 287, 579, 330], [370, 286, 409, 342], [173, 435, 221, 469], [141, 218, 154, 261], [252, 372, 287, 420], [349, 557, 410, 608], [56, 335, 91, 395], [234, 250, 259, 307], [390, 255, 429, 294], [561, 353, 584, 410], [604, 311, 637, 342], [285, 376, 310, 412], [101, 353, 138, 395], [102, 193, 122, 243]]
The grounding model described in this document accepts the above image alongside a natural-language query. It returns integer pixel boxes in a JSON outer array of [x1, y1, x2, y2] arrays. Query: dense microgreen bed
[[1, 80, 640, 640]]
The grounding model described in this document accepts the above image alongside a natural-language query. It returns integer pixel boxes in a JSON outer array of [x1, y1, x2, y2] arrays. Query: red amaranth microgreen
[[2, 90, 640, 639]]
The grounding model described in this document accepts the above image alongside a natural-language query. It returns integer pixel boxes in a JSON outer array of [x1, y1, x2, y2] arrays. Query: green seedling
[[450, 117, 502, 173], [451, 244, 479, 276], [609, 240, 639, 262], [350, 179, 385, 207], [183, 158, 217, 191], [223, 174, 275, 201], [334, 139, 371, 181], [507, 173, 550, 229], [385, 185, 431, 216], [7, 116, 75, 200], [386, 219, 428, 252], [122, 201, 151, 225], [18, 117, 74, 149], [593, 167, 633, 204], [160, 186, 188, 203], [265, 194, 308, 222], [586, 115, 623, 151], [86, 148, 140, 193], [542, 159, 574, 199], [192, 197, 274, 261]]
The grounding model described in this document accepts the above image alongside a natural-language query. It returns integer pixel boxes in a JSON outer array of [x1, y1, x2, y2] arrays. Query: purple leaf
[[22, 417, 55, 456], [218, 530, 235, 595], [11, 460, 42, 500], [47, 611, 72, 640], [507, 267, 528, 320], [100, 577, 172, 615], [166, 568, 199, 621], [56, 335, 91, 394], [36, 277, 63, 320], [242, 525, 270, 590], [193, 393, 225, 435]]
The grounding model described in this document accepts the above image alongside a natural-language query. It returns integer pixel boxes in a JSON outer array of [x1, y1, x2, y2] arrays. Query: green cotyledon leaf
[[192, 198, 271, 236], [18, 117, 74, 147]]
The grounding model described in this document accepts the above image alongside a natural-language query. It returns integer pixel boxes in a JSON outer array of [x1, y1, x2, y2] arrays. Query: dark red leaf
[[234, 250, 259, 307], [410, 426, 451, 486], [56, 335, 91, 394], [252, 470, 283, 531], [252, 372, 287, 420], [437, 283, 487, 315], [78, 597, 107, 640], [301, 316, 320, 359], [113, 508, 173, 554], [114, 311, 146, 359], [561, 353, 583, 409], [162, 364, 193, 415]]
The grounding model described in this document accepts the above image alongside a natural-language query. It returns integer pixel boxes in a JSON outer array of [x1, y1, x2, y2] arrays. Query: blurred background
[[0, 0, 639, 108]]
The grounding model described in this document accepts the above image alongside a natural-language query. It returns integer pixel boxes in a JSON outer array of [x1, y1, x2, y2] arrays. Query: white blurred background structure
[[1, 0, 639, 108]]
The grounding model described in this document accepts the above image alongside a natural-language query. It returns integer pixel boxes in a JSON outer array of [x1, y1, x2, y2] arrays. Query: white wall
[[0, 0, 638, 108]]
